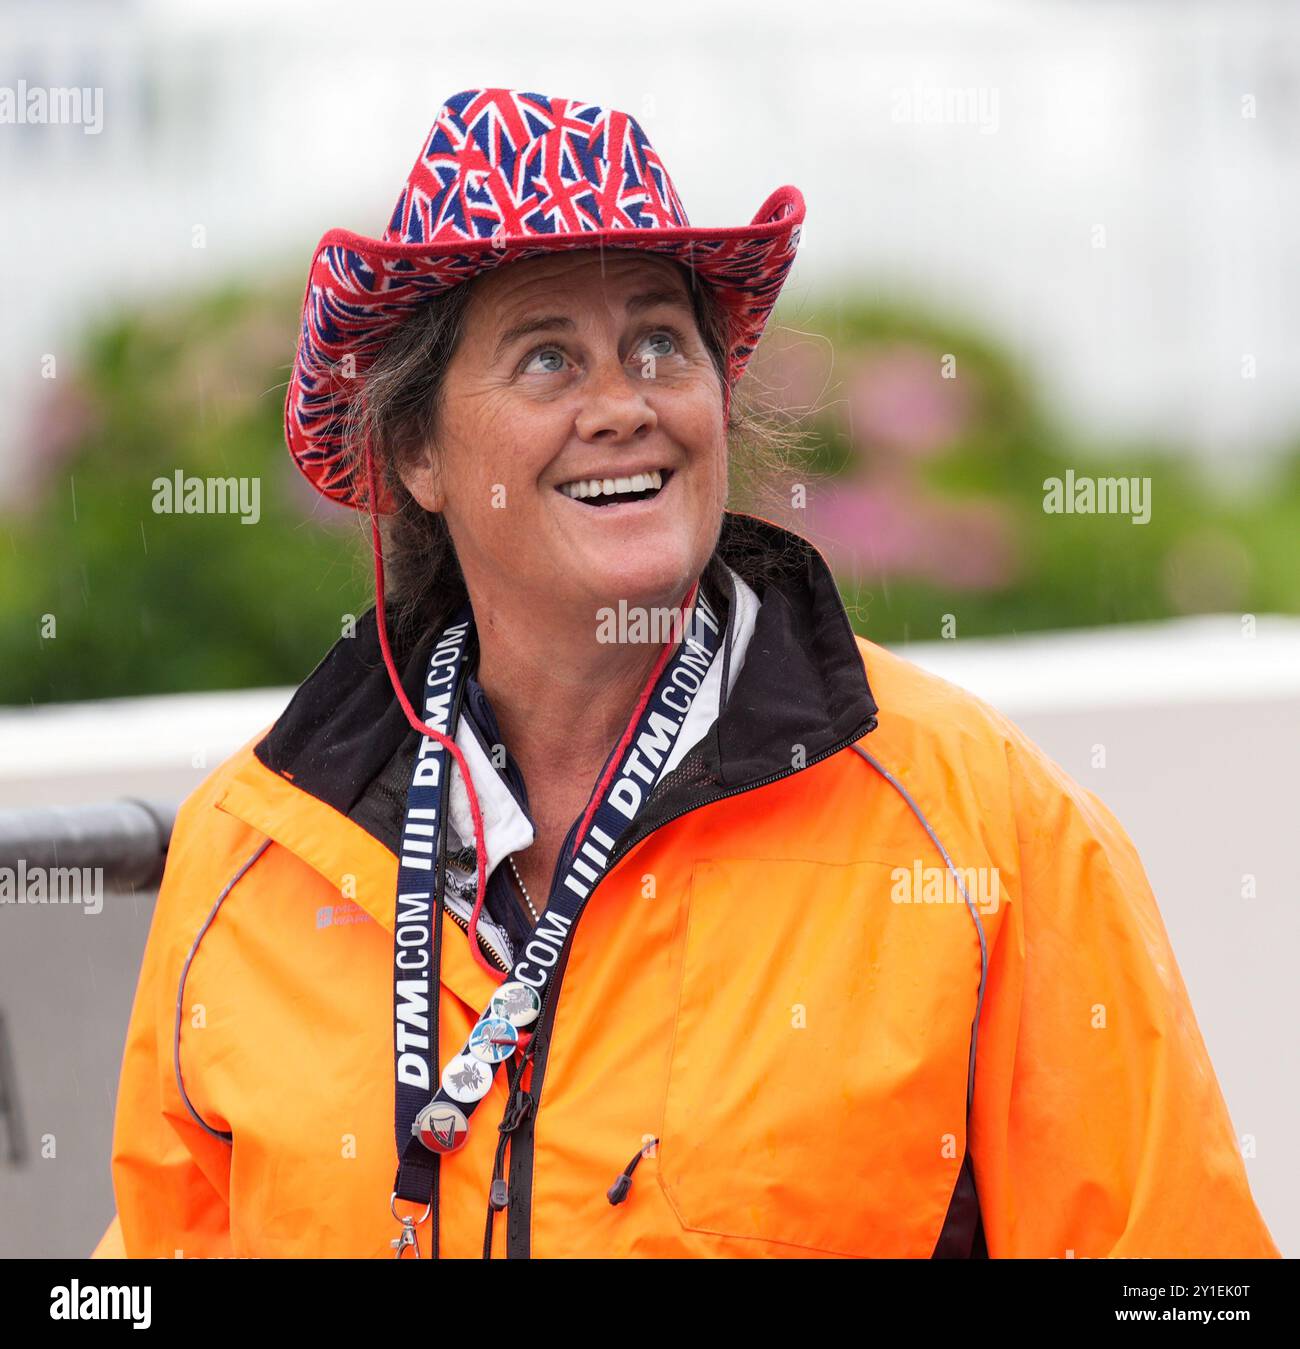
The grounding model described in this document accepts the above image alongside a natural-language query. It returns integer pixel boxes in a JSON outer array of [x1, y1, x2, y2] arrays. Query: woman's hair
[[341, 257, 802, 654]]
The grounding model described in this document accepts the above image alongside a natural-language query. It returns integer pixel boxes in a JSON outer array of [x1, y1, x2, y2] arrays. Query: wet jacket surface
[[92, 514, 1279, 1258]]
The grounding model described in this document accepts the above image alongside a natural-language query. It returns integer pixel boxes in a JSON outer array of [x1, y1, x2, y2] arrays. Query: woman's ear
[[396, 443, 445, 513]]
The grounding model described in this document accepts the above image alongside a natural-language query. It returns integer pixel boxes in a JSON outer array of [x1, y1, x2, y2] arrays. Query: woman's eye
[[638, 330, 679, 360], [522, 346, 568, 375]]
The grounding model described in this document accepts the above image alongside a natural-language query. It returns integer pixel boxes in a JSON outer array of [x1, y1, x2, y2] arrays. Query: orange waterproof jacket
[[92, 516, 1278, 1259]]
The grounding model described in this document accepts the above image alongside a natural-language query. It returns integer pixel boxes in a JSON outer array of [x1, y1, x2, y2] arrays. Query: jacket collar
[[446, 562, 761, 884], [216, 512, 877, 948]]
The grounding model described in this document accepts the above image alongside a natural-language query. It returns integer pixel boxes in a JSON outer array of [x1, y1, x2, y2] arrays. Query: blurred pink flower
[[844, 343, 974, 461], [16, 378, 101, 508], [805, 482, 1018, 591]]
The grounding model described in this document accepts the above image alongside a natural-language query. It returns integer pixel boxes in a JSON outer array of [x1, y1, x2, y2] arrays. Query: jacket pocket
[[655, 857, 973, 1258]]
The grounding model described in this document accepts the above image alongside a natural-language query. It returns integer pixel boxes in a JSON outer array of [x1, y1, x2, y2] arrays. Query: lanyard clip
[[390, 1192, 431, 1260], [391, 1216, 420, 1259]]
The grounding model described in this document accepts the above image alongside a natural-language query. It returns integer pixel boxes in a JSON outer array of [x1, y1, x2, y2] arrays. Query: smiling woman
[[346, 248, 775, 912], [347, 249, 739, 653], [93, 87, 1278, 1262]]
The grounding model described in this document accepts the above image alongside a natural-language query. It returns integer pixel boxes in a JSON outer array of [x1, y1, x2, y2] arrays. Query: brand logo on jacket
[[316, 901, 371, 928]]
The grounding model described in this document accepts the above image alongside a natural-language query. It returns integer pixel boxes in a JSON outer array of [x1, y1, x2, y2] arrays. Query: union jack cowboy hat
[[285, 87, 806, 510]]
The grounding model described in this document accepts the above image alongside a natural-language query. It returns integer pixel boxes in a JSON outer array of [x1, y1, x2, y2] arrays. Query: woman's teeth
[[557, 469, 667, 503]]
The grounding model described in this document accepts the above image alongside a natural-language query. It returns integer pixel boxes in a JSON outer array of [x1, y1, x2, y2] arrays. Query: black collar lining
[[255, 514, 878, 853]]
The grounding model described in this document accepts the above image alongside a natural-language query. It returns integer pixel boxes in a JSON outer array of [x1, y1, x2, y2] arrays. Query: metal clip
[[390, 1192, 432, 1260], [391, 1216, 420, 1259]]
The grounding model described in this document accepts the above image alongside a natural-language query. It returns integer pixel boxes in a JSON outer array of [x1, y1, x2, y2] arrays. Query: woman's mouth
[[555, 468, 672, 507]]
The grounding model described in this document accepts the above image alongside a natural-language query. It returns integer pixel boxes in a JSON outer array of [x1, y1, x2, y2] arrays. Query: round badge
[[441, 1052, 494, 1104], [468, 1016, 518, 1064], [413, 1101, 469, 1154], [490, 981, 542, 1028]]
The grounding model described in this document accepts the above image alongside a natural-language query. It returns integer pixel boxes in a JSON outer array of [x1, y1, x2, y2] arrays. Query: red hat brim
[[284, 185, 805, 512]]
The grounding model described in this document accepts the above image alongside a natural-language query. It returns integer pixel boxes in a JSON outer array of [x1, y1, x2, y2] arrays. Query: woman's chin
[[569, 555, 702, 620]]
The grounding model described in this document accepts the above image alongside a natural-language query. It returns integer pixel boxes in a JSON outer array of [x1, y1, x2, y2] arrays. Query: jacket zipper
[[498, 709, 879, 1258], [443, 901, 511, 976]]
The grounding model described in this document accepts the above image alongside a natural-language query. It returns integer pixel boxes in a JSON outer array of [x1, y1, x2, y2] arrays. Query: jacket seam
[[851, 744, 990, 1258], [172, 837, 272, 1146], [851, 745, 989, 1116]]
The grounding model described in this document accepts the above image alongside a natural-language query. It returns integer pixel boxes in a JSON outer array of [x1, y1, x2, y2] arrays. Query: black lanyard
[[392, 593, 723, 1205]]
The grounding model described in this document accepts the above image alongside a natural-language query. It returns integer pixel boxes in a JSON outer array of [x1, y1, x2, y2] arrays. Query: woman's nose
[[573, 355, 658, 443]]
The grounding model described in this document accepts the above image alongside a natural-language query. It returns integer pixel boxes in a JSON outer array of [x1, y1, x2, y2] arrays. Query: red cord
[[567, 578, 698, 862], [364, 425, 704, 979], [364, 436, 499, 981]]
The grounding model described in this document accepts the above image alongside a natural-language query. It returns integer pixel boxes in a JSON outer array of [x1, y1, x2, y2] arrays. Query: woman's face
[[400, 249, 728, 625]]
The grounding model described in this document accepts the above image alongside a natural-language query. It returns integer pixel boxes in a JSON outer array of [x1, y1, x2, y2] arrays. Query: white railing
[[4, 614, 1298, 787]]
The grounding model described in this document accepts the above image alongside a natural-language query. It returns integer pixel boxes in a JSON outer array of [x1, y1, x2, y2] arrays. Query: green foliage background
[[1, 281, 1296, 704], [787, 300, 1300, 644], [2, 284, 371, 703]]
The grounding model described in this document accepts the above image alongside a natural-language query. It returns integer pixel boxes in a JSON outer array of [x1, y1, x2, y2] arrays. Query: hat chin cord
[[361, 376, 724, 980], [364, 432, 500, 981]]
